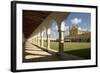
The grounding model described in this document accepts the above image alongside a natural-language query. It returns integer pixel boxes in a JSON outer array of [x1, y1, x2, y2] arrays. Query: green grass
[[50, 41, 59, 51], [50, 41, 91, 59], [64, 42, 90, 51]]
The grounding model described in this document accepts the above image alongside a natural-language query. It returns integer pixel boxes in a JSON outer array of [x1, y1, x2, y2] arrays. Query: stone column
[[41, 31, 44, 47], [32, 36, 35, 44], [37, 33, 40, 46], [58, 21, 65, 57], [35, 36, 36, 45], [47, 28, 51, 49], [36, 34, 38, 45], [34, 36, 36, 44], [34, 36, 36, 45], [36, 35, 37, 45]]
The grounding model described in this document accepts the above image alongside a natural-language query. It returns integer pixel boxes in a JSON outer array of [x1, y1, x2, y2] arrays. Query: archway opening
[[50, 20, 59, 52]]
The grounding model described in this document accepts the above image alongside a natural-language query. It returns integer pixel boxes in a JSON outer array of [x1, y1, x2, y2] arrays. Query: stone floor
[[23, 41, 83, 62]]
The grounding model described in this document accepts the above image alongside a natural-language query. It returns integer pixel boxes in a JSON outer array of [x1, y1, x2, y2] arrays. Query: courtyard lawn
[[50, 41, 91, 59]]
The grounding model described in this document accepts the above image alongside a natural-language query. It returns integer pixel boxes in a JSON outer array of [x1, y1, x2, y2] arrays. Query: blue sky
[[65, 12, 91, 30], [51, 21, 59, 39], [51, 12, 91, 39]]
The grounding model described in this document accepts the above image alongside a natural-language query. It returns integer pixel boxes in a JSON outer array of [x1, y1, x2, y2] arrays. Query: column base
[[56, 52, 68, 59]]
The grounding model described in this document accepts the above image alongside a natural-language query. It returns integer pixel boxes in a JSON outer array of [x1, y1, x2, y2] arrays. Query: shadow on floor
[[23, 43, 90, 63], [64, 48, 91, 59]]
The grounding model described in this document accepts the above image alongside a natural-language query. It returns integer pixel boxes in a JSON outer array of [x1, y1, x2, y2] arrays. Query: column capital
[[58, 29, 65, 32], [58, 20, 66, 32]]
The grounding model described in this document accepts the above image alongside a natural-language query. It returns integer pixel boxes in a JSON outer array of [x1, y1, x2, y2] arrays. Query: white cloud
[[78, 27, 87, 31], [78, 27, 82, 30], [55, 26, 58, 30], [51, 22, 58, 31], [65, 26, 69, 31], [64, 26, 69, 36], [71, 18, 82, 25]]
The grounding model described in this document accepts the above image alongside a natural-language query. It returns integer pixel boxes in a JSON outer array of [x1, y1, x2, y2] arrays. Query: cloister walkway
[[23, 41, 83, 62], [23, 40, 59, 62]]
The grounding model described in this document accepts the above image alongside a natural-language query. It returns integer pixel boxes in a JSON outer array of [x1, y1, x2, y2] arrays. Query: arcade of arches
[[23, 10, 82, 62]]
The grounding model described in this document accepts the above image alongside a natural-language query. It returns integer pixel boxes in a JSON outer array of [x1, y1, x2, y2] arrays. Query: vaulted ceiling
[[23, 10, 51, 39]]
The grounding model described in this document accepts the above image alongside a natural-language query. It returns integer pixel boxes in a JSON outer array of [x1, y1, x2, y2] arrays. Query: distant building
[[69, 25, 87, 36], [70, 26, 78, 36], [65, 25, 90, 42]]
